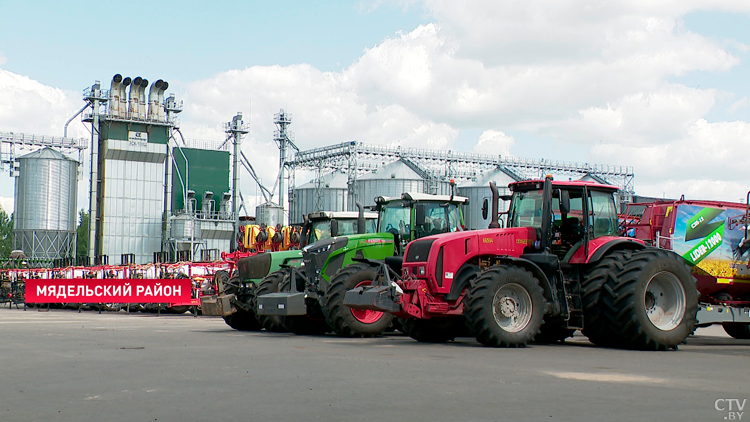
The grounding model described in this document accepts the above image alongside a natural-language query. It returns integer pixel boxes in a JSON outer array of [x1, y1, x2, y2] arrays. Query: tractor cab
[[505, 178, 621, 263], [301, 210, 378, 247], [375, 192, 468, 255]]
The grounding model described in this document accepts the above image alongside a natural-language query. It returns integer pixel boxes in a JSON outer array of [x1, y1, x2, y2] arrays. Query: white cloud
[[474, 130, 514, 156], [0, 197, 13, 214], [3, 0, 750, 205], [0, 53, 6, 66], [0, 69, 88, 138]]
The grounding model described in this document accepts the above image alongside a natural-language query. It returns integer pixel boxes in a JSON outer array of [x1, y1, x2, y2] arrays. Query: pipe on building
[[138, 78, 149, 120], [158, 81, 169, 121], [119, 77, 131, 118], [109, 74, 123, 117], [147, 79, 163, 120], [128, 77, 142, 119]]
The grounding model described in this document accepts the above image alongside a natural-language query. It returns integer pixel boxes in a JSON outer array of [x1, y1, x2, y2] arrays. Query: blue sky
[[0, 1, 428, 89], [1, 0, 750, 212]]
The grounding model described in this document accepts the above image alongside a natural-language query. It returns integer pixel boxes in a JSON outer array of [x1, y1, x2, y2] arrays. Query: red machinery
[[622, 194, 750, 339], [345, 177, 699, 350]]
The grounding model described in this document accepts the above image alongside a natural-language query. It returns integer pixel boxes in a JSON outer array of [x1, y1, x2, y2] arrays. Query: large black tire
[[254, 270, 289, 332], [599, 248, 698, 350], [581, 250, 632, 347], [283, 315, 330, 335], [277, 274, 330, 335], [222, 276, 261, 331], [533, 317, 576, 344], [167, 305, 190, 314], [399, 317, 466, 343], [324, 263, 394, 338], [212, 270, 230, 295], [722, 323, 750, 340], [464, 265, 545, 347]]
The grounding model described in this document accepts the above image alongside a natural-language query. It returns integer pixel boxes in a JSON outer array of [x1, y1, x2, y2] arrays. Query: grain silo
[[255, 202, 285, 227], [290, 170, 349, 224], [356, 160, 426, 207], [13, 147, 78, 261], [458, 167, 521, 230]]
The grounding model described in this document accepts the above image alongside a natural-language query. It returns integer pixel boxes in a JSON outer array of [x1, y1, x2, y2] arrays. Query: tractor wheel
[[533, 317, 576, 344], [600, 248, 698, 350], [465, 265, 545, 347], [399, 317, 466, 343], [722, 323, 750, 340], [254, 269, 289, 332], [282, 315, 330, 336], [581, 250, 632, 347], [167, 305, 189, 314], [324, 263, 394, 338], [224, 308, 262, 331], [212, 270, 230, 295], [277, 274, 330, 336], [222, 276, 261, 331]]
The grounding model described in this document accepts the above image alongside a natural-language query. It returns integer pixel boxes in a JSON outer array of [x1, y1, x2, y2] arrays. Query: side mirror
[[559, 190, 571, 215], [482, 198, 489, 220], [331, 220, 339, 237]]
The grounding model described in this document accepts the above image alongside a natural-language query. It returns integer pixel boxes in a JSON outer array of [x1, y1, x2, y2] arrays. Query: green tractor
[[200, 208, 377, 331], [255, 190, 469, 337]]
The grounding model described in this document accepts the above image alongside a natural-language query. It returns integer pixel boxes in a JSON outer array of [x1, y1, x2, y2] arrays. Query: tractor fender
[[587, 238, 646, 264], [445, 264, 481, 302], [491, 256, 555, 306]]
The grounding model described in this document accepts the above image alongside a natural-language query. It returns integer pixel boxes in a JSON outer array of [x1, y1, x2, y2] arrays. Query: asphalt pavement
[[0, 306, 747, 422]]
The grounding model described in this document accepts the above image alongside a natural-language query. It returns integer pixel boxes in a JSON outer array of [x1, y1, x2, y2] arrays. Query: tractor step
[[344, 285, 401, 313], [256, 292, 307, 316]]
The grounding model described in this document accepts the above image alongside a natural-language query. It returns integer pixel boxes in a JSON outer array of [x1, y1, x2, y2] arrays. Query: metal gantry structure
[[285, 140, 635, 214], [0, 132, 87, 174]]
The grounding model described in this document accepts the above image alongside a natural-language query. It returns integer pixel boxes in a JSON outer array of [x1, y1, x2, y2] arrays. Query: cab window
[[588, 190, 619, 237]]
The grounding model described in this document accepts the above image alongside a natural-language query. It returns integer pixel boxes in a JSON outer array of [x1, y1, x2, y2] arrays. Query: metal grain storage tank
[[13, 147, 78, 261], [256, 202, 285, 227], [458, 167, 521, 230], [290, 170, 349, 224], [356, 160, 426, 207]]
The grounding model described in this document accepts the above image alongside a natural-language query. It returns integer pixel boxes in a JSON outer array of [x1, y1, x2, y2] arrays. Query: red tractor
[[345, 176, 699, 350]]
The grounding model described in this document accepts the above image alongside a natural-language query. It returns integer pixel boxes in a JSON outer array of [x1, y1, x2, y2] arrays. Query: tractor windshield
[[414, 202, 462, 237], [310, 220, 334, 243], [379, 200, 462, 241], [336, 218, 377, 235], [308, 218, 377, 243], [508, 190, 545, 229], [379, 201, 411, 237]]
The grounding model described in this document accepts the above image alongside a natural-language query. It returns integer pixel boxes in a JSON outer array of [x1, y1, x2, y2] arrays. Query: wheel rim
[[350, 280, 384, 324], [643, 271, 686, 331], [491, 283, 532, 333]]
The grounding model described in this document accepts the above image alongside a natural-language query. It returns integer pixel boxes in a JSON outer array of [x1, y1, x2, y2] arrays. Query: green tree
[[0, 208, 13, 258], [76, 209, 89, 259]]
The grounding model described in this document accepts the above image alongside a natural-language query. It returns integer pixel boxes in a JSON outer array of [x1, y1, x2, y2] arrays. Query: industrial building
[[1, 75, 636, 266], [286, 141, 634, 230]]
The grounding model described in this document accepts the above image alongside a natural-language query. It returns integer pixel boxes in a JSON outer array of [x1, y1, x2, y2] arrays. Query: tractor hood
[[403, 227, 537, 292]]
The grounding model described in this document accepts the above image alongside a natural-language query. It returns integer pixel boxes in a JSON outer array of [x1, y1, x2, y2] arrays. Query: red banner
[[25, 279, 192, 304]]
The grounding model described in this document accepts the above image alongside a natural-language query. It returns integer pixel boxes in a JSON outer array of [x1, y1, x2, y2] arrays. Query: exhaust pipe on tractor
[[488, 181, 501, 229]]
